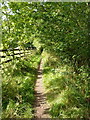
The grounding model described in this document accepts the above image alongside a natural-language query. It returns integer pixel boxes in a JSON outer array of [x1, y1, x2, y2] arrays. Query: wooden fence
[[0, 47, 35, 65]]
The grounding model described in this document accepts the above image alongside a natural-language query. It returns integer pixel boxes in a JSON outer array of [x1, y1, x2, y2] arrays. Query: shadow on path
[[34, 59, 50, 118]]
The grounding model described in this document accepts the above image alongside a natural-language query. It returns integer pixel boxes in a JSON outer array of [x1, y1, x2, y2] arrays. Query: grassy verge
[[2, 50, 41, 118], [42, 52, 89, 118]]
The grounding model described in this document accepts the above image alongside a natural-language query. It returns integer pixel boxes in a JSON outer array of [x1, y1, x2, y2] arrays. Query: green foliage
[[2, 100, 33, 118], [2, 2, 89, 119], [43, 53, 89, 118], [2, 2, 89, 70], [2, 52, 41, 118]]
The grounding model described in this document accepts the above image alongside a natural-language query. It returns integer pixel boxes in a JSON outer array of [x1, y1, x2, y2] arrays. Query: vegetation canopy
[[1, 1, 90, 119]]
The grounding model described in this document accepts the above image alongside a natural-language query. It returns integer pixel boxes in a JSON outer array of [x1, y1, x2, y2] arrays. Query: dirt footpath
[[34, 59, 50, 118]]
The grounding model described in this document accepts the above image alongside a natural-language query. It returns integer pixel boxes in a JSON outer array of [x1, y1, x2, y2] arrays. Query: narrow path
[[34, 59, 50, 118]]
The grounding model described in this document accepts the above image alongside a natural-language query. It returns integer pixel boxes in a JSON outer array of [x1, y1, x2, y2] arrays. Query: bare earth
[[34, 59, 50, 118]]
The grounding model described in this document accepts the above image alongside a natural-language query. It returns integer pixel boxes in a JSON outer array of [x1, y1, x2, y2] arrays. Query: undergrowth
[[42, 52, 89, 119], [2, 51, 41, 118]]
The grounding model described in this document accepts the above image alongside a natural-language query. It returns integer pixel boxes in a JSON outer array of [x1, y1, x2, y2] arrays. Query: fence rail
[[1, 55, 25, 65], [0, 47, 35, 52], [0, 47, 35, 65], [0, 51, 31, 58]]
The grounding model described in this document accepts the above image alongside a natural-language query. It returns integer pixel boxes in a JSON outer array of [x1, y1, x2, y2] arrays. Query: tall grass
[[2, 51, 41, 118], [42, 52, 89, 118]]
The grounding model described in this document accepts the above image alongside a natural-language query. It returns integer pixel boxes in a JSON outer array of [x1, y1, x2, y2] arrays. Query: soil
[[34, 59, 50, 118]]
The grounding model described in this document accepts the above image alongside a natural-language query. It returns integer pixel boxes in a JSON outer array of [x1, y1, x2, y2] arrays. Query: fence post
[[19, 49, 21, 58], [12, 49, 15, 59]]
